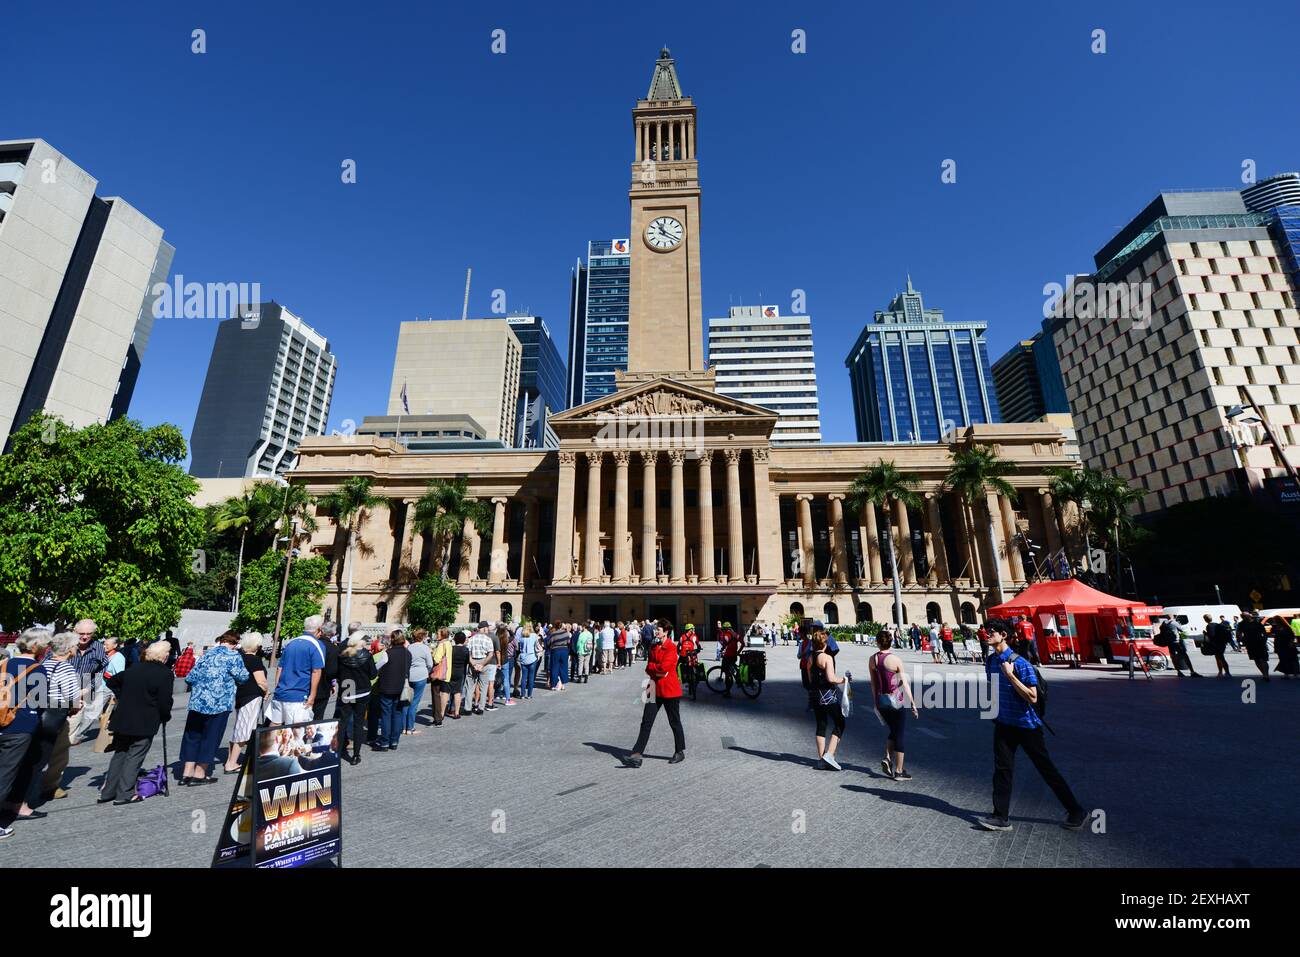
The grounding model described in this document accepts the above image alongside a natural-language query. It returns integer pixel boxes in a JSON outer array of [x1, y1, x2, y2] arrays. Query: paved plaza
[[7, 643, 1296, 868]]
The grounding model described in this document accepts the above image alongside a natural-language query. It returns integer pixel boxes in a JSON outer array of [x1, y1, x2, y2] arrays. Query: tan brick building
[[291, 49, 1080, 632]]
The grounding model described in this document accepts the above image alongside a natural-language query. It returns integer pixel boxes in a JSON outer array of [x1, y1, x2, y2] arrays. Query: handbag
[[93, 700, 116, 753], [136, 723, 170, 799]]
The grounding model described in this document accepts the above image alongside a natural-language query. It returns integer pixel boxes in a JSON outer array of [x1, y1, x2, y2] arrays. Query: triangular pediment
[[552, 375, 777, 423]]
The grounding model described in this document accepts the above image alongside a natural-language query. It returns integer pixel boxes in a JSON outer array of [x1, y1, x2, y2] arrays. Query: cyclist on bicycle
[[719, 621, 743, 697], [678, 624, 701, 699]]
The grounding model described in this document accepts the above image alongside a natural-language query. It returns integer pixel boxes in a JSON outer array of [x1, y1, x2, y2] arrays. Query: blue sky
[[6, 0, 1299, 444]]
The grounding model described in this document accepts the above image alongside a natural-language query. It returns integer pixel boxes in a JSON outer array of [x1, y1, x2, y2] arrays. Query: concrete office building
[[0, 139, 174, 442], [389, 318, 522, 446], [991, 331, 1070, 423], [567, 239, 631, 407], [708, 305, 822, 443], [1046, 187, 1300, 515], [845, 278, 1000, 443], [189, 303, 336, 478], [356, 414, 498, 450]]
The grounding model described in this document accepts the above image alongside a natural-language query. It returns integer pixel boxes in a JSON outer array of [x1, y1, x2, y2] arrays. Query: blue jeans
[[378, 694, 402, 747], [404, 679, 427, 730], [550, 648, 569, 687], [520, 660, 538, 697], [501, 660, 514, 703]]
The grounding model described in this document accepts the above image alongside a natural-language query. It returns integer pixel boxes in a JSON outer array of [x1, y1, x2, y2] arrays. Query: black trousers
[[0, 732, 34, 806], [631, 698, 685, 755], [992, 722, 1082, 819], [336, 698, 368, 754], [101, 735, 153, 802]]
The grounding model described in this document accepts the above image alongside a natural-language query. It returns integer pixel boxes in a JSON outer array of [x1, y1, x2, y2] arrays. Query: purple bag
[[135, 723, 170, 799]]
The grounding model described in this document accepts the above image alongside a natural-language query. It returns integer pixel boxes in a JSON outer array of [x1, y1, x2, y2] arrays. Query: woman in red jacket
[[624, 620, 686, 768]]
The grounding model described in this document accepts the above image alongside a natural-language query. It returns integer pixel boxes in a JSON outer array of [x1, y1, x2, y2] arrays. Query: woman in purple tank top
[[869, 632, 918, 780]]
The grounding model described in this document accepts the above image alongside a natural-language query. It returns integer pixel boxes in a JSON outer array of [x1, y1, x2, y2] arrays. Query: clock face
[[645, 216, 684, 251]]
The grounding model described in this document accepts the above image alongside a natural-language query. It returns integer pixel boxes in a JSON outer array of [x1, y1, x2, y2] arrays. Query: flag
[[400, 381, 410, 415]]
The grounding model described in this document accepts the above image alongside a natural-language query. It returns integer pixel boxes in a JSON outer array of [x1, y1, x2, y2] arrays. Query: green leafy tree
[[943, 445, 1016, 605], [317, 476, 384, 626], [0, 413, 203, 633], [231, 550, 330, 637], [847, 460, 921, 629], [211, 483, 281, 614], [1047, 466, 1096, 570], [405, 574, 462, 631], [411, 477, 493, 578], [1085, 473, 1146, 594]]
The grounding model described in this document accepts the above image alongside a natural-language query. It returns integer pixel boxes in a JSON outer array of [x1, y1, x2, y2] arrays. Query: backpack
[[0, 660, 41, 729], [1200, 624, 1220, 656], [1006, 650, 1051, 730]]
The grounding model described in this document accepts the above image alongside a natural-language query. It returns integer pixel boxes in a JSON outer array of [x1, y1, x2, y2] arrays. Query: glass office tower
[[845, 278, 1000, 442], [567, 239, 630, 407]]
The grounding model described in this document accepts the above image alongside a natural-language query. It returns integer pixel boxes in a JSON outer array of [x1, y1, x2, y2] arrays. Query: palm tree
[[943, 445, 1017, 605], [1085, 474, 1145, 593], [253, 480, 318, 552], [212, 484, 279, 614], [847, 461, 921, 631], [317, 476, 384, 626], [1047, 467, 1096, 573], [410, 477, 494, 579]]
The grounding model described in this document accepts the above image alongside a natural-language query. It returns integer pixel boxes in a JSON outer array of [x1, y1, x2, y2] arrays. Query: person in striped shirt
[[67, 620, 107, 746]]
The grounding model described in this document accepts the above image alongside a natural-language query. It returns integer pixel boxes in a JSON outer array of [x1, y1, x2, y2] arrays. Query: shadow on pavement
[[841, 784, 984, 826], [582, 740, 673, 765], [728, 744, 884, 778]]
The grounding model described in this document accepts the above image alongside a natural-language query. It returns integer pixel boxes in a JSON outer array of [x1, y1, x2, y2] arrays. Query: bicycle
[[706, 654, 763, 698], [678, 658, 705, 699]]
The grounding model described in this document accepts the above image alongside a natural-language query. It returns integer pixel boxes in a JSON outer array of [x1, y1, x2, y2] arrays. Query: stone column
[[640, 450, 658, 581], [552, 452, 577, 582], [520, 496, 539, 586], [999, 493, 1026, 583], [724, 448, 744, 581], [828, 493, 850, 587], [796, 493, 816, 590], [1039, 488, 1063, 559], [467, 512, 482, 582], [612, 452, 631, 581], [985, 492, 1012, 589], [862, 502, 882, 585], [925, 492, 951, 585], [489, 497, 508, 584], [697, 450, 715, 582], [398, 498, 417, 575], [962, 500, 985, 586], [583, 451, 603, 581], [750, 447, 782, 585], [894, 498, 916, 585], [456, 515, 474, 585], [669, 449, 686, 583]]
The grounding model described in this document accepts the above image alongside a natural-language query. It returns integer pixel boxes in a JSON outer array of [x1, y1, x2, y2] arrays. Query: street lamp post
[[267, 518, 300, 680], [1228, 393, 1300, 487]]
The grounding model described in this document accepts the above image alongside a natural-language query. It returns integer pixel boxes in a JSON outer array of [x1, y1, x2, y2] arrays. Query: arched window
[[790, 601, 804, 619], [467, 602, 481, 624], [500, 602, 513, 624], [823, 602, 839, 624], [856, 602, 873, 624], [375, 601, 388, 624], [926, 601, 941, 623], [960, 601, 977, 624]]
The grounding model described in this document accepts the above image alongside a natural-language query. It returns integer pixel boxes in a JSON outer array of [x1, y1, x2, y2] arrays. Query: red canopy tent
[[988, 579, 1159, 665]]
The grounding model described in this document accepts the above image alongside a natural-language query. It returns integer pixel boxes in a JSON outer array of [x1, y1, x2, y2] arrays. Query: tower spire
[[647, 47, 683, 100]]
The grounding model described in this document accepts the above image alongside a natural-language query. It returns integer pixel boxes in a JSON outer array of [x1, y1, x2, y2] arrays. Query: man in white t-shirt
[[598, 621, 616, 674]]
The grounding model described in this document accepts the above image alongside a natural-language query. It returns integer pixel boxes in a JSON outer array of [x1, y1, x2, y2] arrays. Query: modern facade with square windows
[[567, 239, 630, 407], [708, 305, 822, 443], [845, 278, 1000, 442], [189, 302, 336, 479]]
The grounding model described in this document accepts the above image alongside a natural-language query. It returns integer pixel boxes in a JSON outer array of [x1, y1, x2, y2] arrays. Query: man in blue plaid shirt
[[979, 618, 1086, 832]]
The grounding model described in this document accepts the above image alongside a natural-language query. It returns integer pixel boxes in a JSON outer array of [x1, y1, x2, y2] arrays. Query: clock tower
[[626, 48, 704, 373]]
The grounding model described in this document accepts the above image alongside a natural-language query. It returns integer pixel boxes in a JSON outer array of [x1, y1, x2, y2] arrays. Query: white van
[[1160, 605, 1242, 640]]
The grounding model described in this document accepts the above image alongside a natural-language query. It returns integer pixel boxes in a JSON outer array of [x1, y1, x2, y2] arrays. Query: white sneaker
[[822, 754, 842, 771]]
